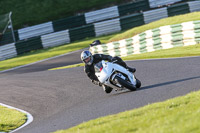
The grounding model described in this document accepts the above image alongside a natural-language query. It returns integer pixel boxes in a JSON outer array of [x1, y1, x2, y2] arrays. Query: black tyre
[[103, 85, 113, 93], [136, 79, 141, 88], [115, 76, 136, 91]]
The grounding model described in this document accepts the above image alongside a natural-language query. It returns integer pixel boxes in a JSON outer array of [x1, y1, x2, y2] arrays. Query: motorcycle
[[94, 60, 141, 93]]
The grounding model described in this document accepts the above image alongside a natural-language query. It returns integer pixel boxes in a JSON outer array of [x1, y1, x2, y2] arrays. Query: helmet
[[81, 50, 94, 65], [90, 40, 101, 46]]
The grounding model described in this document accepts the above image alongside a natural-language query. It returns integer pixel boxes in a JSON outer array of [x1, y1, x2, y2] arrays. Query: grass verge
[[49, 44, 200, 70], [0, 105, 27, 132], [122, 44, 200, 60], [1, 12, 200, 72], [49, 63, 84, 70], [1, 12, 199, 133], [0, 34, 115, 71], [109, 12, 200, 42], [54, 90, 200, 133]]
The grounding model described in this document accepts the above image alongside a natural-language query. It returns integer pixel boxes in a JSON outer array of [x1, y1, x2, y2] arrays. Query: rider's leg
[[114, 56, 136, 73], [126, 66, 136, 73]]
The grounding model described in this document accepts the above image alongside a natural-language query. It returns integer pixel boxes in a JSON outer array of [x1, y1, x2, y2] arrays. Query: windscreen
[[94, 61, 103, 73]]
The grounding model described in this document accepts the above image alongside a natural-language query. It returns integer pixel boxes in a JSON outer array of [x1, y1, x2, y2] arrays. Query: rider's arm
[[84, 66, 102, 86], [94, 54, 113, 62], [84, 65, 99, 82]]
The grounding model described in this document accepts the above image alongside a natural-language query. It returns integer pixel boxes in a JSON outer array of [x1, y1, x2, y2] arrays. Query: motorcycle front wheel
[[114, 76, 136, 91], [136, 78, 141, 88]]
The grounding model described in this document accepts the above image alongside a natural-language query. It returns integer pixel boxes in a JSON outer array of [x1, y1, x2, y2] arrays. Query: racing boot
[[126, 66, 136, 73], [102, 85, 113, 93]]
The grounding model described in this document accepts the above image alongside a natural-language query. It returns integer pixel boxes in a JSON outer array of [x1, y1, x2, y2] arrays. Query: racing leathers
[[84, 54, 135, 86]]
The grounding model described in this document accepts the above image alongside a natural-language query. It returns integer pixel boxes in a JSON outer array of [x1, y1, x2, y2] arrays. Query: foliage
[[0, 0, 132, 29]]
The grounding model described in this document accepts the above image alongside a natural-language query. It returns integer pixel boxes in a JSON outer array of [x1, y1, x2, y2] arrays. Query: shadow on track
[[112, 76, 200, 95], [112, 90, 132, 96], [139, 76, 200, 91]]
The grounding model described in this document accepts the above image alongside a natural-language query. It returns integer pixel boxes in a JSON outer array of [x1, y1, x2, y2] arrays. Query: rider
[[81, 40, 136, 93]]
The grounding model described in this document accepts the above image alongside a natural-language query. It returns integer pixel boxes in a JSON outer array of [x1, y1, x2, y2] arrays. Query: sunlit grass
[[110, 12, 200, 42], [0, 105, 27, 132], [49, 44, 200, 70], [54, 90, 200, 133], [1, 12, 200, 71], [0, 34, 115, 71], [122, 44, 200, 61]]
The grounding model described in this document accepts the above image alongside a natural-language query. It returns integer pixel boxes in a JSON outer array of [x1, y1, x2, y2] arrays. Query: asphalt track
[[0, 50, 199, 133]]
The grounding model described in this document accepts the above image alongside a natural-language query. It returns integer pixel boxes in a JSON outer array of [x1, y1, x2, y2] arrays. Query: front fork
[[129, 73, 137, 86]]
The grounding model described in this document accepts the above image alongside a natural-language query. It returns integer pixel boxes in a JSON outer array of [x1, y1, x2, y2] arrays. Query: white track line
[[0, 103, 33, 133]]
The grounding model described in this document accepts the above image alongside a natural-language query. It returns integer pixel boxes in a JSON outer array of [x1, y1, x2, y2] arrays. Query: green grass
[[0, 105, 27, 132], [49, 63, 84, 70], [0, 0, 132, 29], [49, 44, 200, 70], [122, 44, 200, 60], [54, 90, 200, 133], [0, 35, 115, 71], [109, 12, 200, 42], [1, 11, 200, 133], [1, 12, 200, 72]]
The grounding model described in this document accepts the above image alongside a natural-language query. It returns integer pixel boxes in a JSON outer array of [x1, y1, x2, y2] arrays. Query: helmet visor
[[83, 57, 91, 64]]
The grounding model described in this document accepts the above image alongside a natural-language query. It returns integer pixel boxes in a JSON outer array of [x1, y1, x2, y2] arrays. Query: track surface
[[0, 50, 199, 133]]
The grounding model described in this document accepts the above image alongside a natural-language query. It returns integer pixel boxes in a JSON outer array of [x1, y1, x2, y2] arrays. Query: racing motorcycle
[[94, 60, 141, 93]]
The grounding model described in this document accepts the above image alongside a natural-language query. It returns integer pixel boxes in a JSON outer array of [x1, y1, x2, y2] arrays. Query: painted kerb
[[90, 20, 200, 57]]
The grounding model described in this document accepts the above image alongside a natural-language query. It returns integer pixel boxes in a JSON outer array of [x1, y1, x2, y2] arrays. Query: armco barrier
[[52, 15, 86, 32], [0, 0, 200, 61], [15, 0, 187, 41], [188, 1, 200, 12], [120, 13, 144, 31], [118, 0, 150, 16], [0, 43, 17, 60], [167, 2, 190, 17], [0, 32, 14, 45], [94, 18, 121, 36], [90, 20, 200, 57], [41, 30, 70, 48], [85, 6, 119, 24], [143, 7, 168, 24], [18, 22, 54, 40], [69, 24, 95, 42], [149, 0, 182, 8], [15, 37, 43, 55]]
